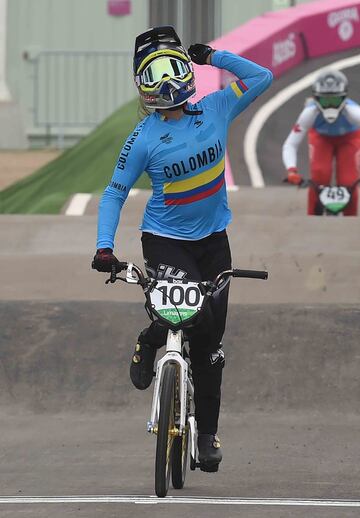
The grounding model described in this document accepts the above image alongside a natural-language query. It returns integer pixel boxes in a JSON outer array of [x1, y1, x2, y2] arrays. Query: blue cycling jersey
[[97, 50, 273, 249]]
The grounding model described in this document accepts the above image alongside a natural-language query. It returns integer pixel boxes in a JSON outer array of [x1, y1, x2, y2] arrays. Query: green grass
[[1, 98, 151, 214]]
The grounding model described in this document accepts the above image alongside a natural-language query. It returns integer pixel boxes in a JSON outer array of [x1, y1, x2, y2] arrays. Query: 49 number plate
[[319, 186, 350, 212]]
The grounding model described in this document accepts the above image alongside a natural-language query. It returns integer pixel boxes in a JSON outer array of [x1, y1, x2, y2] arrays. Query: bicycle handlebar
[[107, 261, 145, 285], [232, 269, 268, 280], [106, 261, 268, 288], [115, 261, 128, 271], [283, 177, 360, 191]]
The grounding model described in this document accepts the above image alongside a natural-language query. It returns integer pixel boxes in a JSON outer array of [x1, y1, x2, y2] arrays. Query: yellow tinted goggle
[[139, 73, 193, 93], [136, 49, 190, 74], [140, 56, 191, 86]]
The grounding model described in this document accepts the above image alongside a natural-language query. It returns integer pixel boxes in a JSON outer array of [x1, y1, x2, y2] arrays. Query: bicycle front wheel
[[155, 362, 176, 497]]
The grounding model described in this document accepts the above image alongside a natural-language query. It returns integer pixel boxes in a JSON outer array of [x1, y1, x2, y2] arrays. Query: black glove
[[188, 44, 214, 65], [92, 248, 118, 272]]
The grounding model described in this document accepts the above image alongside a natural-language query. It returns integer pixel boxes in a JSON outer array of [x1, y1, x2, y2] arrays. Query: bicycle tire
[[155, 362, 176, 497], [171, 425, 189, 489]]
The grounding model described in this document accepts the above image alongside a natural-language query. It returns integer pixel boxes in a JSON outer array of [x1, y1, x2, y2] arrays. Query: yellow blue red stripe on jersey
[[230, 79, 248, 97], [164, 157, 225, 205]]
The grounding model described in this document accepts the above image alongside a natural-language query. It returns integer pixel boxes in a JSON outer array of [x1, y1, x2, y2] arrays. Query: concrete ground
[[1, 189, 359, 303], [1, 162, 360, 518], [1, 412, 360, 518], [1, 301, 360, 517]]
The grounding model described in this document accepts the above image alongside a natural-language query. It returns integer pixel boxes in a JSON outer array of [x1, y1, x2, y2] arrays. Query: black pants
[[140, 230, 232, 434]]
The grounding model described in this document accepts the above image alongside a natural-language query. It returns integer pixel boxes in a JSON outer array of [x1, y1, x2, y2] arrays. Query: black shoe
[[130, 342, 156, 390], [198, 433, 222, 472]]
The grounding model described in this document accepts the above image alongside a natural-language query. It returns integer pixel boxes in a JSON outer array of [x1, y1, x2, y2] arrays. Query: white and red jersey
[[282, 98, 360, 170]]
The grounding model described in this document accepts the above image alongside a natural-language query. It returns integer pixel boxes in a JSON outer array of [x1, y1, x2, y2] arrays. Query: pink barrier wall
[[193, 0, 360, 185], [305, 5, 360, 56], [194, 0, 360, 95]]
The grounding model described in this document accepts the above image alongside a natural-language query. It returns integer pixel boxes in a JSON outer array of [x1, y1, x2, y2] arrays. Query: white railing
[[32, 50, 135, 144]]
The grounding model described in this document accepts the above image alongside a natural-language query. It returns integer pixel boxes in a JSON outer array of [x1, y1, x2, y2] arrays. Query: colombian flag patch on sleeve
[[230, 79, 248, 97]]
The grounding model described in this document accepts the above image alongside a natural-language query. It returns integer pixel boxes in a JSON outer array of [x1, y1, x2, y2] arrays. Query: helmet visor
[[317, 95, 345, 109], [140, 56, 191, 87]]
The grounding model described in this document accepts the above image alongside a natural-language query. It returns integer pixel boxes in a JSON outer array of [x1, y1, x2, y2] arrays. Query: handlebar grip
[[116, 261, 128, 272], [232, 269, 268, 280], [108, 261, 128, 283]]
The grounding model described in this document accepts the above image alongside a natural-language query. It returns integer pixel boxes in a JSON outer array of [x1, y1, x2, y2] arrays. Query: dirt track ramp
[[1, 302, 359, 413]]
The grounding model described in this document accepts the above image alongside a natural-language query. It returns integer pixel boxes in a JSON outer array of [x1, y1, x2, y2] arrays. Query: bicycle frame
[[286, 178, 360, 215], [283, 177, 359, 215], [147, 330, 194, 429], [99, 262, 268, 476]]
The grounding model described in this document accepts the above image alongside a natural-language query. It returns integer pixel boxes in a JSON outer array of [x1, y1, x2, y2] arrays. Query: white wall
[[5, 0, 149, 138], [0, 0, 10, 100]]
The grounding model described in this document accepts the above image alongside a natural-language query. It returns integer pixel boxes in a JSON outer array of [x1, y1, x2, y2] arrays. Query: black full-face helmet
[[133, 26, 195, 109], [312, 69, 348, 123]]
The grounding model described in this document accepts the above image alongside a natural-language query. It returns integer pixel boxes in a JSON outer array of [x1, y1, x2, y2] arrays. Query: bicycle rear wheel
[[155, 362, 176, 497], [171, 424, 189, 489]]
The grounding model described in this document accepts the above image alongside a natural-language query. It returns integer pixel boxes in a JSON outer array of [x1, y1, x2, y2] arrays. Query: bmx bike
[[102, 261, 268, 497], [285, 177, 360, 216], [302, 178, 360, 216]]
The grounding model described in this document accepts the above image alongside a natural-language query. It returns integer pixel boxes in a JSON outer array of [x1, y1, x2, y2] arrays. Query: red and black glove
[[92, 248, 118, 272], [286, 168, 303, 185], [188, 44, 214, 65]]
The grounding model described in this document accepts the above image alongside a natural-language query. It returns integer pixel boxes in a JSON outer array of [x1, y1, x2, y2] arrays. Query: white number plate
[[149, 280, 204, 324], [319, 186, 350, 212]]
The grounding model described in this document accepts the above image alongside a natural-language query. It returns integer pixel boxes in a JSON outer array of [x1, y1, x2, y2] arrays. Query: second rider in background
[[282, 70, 360, 215]]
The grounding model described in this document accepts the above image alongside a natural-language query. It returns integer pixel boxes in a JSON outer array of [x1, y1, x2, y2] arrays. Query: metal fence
[[32, 50, 135, 144]]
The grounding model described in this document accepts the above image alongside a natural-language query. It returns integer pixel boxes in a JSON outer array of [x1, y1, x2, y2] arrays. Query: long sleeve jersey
[[282, 99, 360, 170], [97, 50, 273, 249]]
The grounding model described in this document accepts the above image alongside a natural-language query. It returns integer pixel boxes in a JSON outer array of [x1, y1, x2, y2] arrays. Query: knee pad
[[190, 347, 225, 372], [191, 348, 225, 403], [209, 348, 225, 368]]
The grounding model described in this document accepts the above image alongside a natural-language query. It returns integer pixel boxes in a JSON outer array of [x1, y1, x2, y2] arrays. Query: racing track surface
[[1, 302, 360, 518], [1, 200, 360, 517], [228, 48, 360, 185]]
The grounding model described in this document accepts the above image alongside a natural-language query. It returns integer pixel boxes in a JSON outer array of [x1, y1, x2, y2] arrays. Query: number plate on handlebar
[[319, 186, 350, 213], [149, 279, 204, 325]]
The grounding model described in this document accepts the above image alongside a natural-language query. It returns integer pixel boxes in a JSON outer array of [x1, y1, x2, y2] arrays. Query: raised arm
[[201, 50, 273, 123], [96, 121, 149, 250]]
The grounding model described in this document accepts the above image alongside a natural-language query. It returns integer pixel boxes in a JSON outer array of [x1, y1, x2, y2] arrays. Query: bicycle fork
[[147, 330, 197, 462]]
